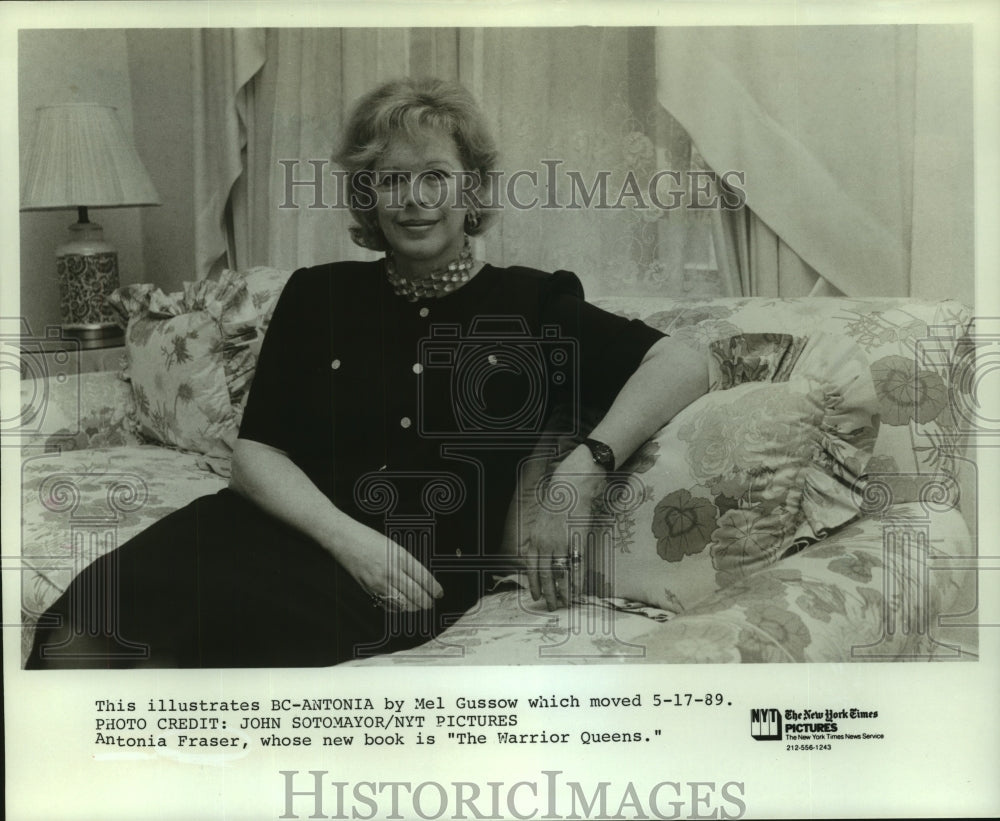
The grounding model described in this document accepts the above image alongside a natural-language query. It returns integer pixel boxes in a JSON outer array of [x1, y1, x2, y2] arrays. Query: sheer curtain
[[475, 28, 726, 298], [192, 28, 721, 298], [656, 26, 973, 302]]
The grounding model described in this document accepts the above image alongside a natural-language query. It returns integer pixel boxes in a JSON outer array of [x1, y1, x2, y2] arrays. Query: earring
[[465, 210, 481, 231]]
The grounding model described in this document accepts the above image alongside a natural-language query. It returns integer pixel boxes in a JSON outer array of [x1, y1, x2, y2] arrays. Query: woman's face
[[373, 130, 470, 276]]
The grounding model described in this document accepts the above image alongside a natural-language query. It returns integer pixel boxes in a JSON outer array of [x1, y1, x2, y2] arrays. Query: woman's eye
[[376, 172, 408, 189]]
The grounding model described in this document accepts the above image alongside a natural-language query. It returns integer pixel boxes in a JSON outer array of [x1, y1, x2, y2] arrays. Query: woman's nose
[[398, 179, 416, 207], [399, 177, 431, 208]]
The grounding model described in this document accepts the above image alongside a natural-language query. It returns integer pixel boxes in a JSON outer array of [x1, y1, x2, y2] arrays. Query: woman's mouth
[[397, 219, 438, 230]]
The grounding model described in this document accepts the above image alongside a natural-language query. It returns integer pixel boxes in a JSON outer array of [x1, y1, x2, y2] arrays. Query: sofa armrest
[[630, 505, 975, 663]]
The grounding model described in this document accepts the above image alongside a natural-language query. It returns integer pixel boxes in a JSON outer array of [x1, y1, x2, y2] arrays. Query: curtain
[[656, 26, 973, 302], [714, 205, 841, 298], [192, 29, 266, 278], [192, 28, 720, 299], [193, 28, 459, 277]]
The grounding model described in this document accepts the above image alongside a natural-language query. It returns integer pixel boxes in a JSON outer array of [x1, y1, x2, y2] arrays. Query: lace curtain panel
[[191, 28, 728, 299], [473, 28, 728, 298]]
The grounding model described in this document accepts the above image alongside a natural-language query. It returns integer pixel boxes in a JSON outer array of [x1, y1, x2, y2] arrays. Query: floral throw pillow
[[512, 373, 879, 614], [110, 270, 262, 457], [229, 266, 294, 410]]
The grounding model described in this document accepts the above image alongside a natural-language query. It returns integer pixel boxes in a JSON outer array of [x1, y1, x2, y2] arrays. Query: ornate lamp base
[[56, 219, 125, 350]]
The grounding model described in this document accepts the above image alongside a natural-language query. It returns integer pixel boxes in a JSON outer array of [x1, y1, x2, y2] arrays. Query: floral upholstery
[[347, 506, 972, 665], [707, 332, 806, 389], [108, 267, 293, 458], [232, 266, 298, 410], [240, 266, 295, 322], [18, 284, 977, 665], [19, 369, 141, 453], [19, 447, 228, 662]]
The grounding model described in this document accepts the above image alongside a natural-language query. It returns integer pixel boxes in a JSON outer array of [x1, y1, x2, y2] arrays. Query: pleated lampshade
[[20, 103, 161, 210]]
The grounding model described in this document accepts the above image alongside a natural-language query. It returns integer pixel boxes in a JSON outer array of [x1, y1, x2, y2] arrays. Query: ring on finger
[[371, 592, 403, 610]]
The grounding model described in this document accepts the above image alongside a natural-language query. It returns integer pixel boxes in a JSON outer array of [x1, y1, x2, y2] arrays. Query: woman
[[28, 78, 708, 669]]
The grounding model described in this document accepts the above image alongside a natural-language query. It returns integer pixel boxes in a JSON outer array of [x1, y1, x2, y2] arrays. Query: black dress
[[27, 261, 663, 668]]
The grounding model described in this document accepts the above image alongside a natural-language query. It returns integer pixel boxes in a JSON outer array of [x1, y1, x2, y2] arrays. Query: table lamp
[[20, 103, 161, 348]]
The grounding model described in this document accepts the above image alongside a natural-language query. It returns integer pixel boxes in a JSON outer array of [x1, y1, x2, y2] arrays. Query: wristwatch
[[577, 437, 616, 472]]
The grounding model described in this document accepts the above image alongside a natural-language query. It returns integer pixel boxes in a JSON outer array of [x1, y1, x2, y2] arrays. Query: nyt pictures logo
[[750, 708, 782, 741]]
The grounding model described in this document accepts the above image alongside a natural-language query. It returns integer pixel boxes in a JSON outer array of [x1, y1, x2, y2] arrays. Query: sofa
[[18, 266, 979, 666]]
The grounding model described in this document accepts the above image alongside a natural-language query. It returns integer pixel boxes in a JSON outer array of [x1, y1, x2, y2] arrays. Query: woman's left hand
[[525, 447, 606, 611]]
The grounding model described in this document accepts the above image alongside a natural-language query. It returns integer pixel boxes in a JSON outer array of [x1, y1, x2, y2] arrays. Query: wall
[[908, 25, 974, 308], [18, 28, 195, 336], [126, 29, 196, 291]]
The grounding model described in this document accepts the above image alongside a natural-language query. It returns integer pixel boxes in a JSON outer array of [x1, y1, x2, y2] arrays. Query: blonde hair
[[334, 77, 498, 251]]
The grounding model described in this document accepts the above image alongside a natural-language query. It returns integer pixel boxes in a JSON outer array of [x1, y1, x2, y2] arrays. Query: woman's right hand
[[330, 524, 444, 612], [231, 439, 444, 611]]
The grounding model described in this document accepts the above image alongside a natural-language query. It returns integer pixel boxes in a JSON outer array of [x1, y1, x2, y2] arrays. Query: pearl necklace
[[384, 239, 478, 302]]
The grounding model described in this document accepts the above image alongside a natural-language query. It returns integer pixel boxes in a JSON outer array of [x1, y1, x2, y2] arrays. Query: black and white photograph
[[3, 1, 999, 819]]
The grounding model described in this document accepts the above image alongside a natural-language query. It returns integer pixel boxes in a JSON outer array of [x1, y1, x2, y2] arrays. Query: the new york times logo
[[749, 708, 782, 741]]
